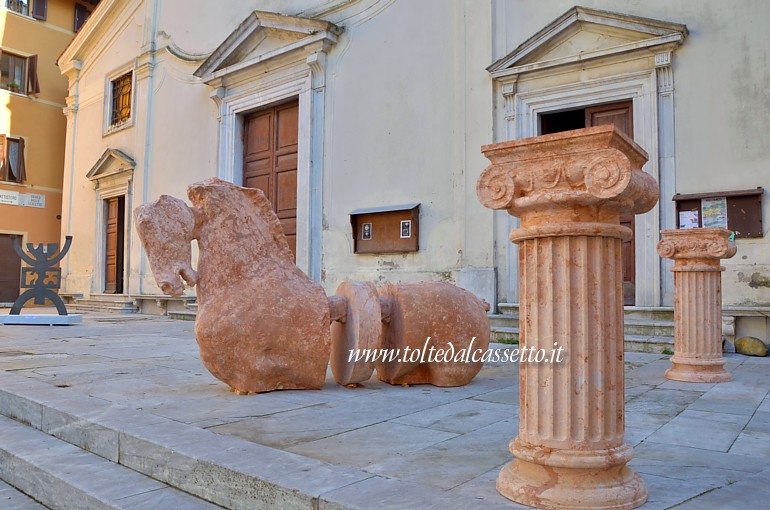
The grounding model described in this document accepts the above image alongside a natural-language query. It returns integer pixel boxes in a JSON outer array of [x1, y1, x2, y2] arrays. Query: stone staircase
[[490, 303, 675, 353], [64, 294, 139, 314], [0, 370, 488, 510], [168, 300, 198, 321]]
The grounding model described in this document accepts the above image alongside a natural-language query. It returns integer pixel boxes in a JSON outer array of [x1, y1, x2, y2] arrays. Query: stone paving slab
[[1, 310, 770, 508]]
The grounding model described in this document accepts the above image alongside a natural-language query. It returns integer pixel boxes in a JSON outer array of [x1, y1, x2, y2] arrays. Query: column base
[[497, 458, 647, 510], [497, 440, 647, 510], [665, 357, 732, 383]]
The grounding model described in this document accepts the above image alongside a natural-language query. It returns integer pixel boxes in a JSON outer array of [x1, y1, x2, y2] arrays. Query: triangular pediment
[[194, 11, 342, 81], [86, 148, 135, 181], [489, 6, 688, 78]]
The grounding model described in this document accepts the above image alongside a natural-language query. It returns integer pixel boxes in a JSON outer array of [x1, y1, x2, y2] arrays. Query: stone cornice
[[488, 6, 688, 80], [477, 125, 658, 218]]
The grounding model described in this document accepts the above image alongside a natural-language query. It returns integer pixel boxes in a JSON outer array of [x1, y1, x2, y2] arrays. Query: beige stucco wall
[[318, 0, 494, 297], [60, 0, 497, 303]]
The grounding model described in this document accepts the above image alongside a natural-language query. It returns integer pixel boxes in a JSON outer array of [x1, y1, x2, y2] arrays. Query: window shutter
[[31, 0, 48, 21], [0, 135, 6, 181], [74, 3, 89, 32], [16, 138, 26, 183], [27, 55, 40, 95]]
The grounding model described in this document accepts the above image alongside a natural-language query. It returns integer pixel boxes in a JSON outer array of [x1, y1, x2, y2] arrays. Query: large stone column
[[478, 126, 658, 510], [657, 228, 736, 383]]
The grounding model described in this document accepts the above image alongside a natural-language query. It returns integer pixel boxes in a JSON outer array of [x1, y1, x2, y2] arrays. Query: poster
[[678, 210, 699, 229], [701, 197, 728, 228]]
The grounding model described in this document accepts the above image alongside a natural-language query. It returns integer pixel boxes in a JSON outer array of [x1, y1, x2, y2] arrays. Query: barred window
[[110, 72, 132, 127]]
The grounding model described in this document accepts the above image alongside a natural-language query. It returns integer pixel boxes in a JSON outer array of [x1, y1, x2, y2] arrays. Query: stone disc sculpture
[[330, 281, 382, 385], [134, 178, 330, 394], [329, 280, 491, 387]]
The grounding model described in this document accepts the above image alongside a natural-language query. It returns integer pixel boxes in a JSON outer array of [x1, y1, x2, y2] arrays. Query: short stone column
[[657, 228, 736, 383], [478, 126, 658, 510]]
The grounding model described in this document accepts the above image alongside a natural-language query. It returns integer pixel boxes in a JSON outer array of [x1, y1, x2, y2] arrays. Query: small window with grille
[[109, 72, 132, 128]]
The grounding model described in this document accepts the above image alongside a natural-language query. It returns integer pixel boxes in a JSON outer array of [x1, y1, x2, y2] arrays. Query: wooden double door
[[541, 100, 636, 305], [242, 100, 299, 260]]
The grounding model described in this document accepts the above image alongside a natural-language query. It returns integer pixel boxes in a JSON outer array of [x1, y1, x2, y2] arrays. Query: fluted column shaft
[[658, 228, 736, 383], [517, 233, 624, 452], [478, 126, 657, 510]]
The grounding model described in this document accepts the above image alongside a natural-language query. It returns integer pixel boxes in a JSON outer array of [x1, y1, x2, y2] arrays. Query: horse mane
[[187, 178, 294, 263]]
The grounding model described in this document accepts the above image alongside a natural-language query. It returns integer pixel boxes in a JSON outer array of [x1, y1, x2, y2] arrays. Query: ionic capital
[[657, 228, 737, 262], [477, 126, 658, 218]]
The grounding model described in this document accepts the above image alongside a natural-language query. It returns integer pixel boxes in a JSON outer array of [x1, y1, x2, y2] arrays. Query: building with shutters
[[0, 0, 98, 304], [57, 0, 769, 340]]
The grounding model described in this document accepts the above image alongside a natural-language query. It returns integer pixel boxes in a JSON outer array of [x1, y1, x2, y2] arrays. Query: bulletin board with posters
[[673, 187, 764, 238]]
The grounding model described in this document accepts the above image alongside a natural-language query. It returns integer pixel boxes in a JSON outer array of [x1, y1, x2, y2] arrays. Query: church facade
[[57, 0, 769, 336]]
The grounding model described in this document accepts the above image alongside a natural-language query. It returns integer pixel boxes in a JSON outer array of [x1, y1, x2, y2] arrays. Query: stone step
[[67, 297, 138, 314], [490, 326, 673, 353], [0, 480, 48, 509], [492, 304, 675, 352], [185, 301, 199, 311], [487, 313, 519, 328], [498, 303, 676, 321], [0, 370, 502, 510], [623, 306, 675, 321], [623, 335, 675, 354], [167, 310, 197, 321], [0, 415, 220, 510], [66, 304, 136, 314], [623, 318, 675, 337], [497, 303, 519, 315], [490, 326, 520, 345]]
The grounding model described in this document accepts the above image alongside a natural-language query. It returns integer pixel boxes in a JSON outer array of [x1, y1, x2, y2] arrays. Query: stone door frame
[[208, 56, 326, 282], [499, 66, 676, 306]]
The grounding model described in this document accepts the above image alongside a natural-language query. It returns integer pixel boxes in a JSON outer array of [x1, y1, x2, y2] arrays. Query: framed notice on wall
[[678, 210, 699, 229], [673, 187, 764, 238]]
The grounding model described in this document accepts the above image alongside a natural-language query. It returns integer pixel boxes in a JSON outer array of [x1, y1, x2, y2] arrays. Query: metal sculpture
[[9, 235, 72, 316]]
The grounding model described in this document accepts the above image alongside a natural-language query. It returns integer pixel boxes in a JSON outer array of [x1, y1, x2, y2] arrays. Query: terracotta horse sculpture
[[134, 178, 330, 394]]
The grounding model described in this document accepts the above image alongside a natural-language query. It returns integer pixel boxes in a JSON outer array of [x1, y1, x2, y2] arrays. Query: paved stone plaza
[[0, 310, 769, 509]]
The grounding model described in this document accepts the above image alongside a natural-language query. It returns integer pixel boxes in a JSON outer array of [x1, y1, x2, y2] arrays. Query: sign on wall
[[0, 190, 20, 205], [0, 191, 46, 208], [20, 193, 46, 209]]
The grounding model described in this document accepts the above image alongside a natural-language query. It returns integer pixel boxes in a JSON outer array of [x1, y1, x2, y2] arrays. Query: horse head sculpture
[[134, 195, 198, 297], [135, 178, 330, 394]]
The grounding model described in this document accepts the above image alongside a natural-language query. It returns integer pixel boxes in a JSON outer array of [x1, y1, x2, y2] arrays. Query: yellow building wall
[[0, 0, 76, 299]]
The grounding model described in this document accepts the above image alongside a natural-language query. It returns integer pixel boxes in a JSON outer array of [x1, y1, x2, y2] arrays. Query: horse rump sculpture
[[134, 178, 330, 394]]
